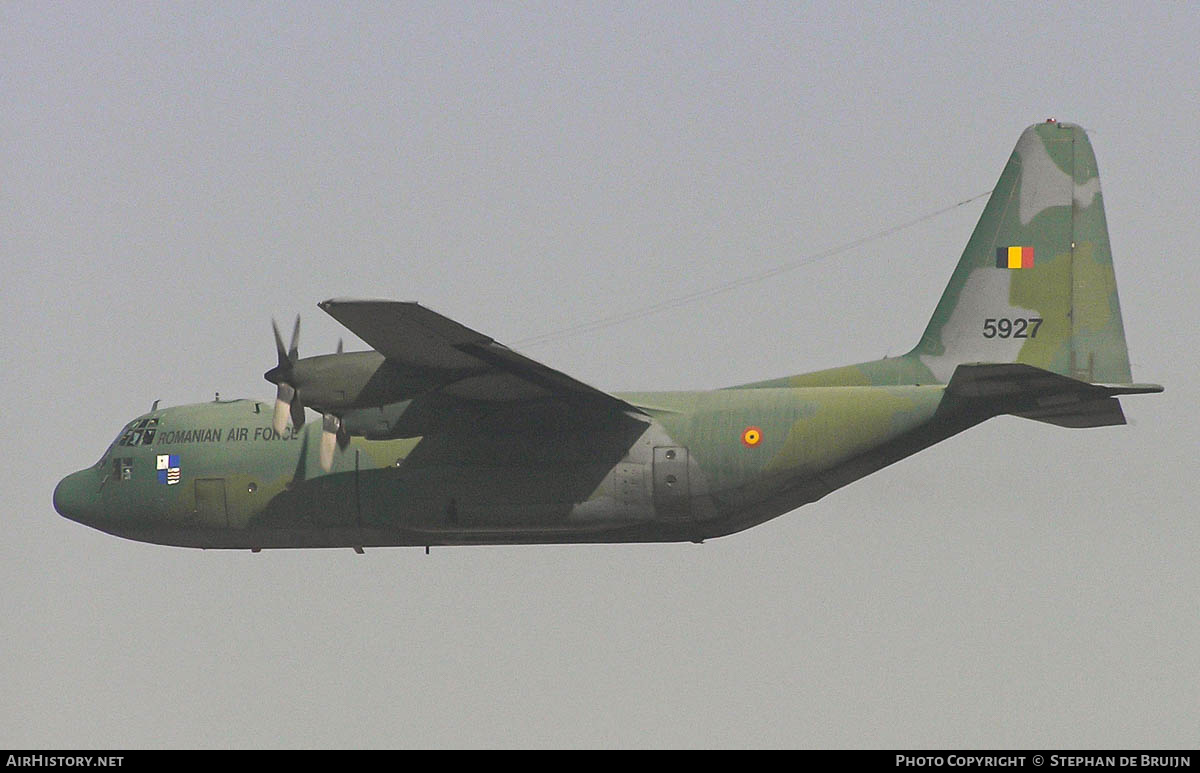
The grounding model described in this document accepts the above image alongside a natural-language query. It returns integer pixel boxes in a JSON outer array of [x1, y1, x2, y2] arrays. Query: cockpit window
[[117, 417, 159, 447], [100, 417, 159, 472], [111, 457, 133, 481]]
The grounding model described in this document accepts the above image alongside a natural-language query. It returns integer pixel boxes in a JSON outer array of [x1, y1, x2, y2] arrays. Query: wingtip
[[1098, 382, 1164, 396]]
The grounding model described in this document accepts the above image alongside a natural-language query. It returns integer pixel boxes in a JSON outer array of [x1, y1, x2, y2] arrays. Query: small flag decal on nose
[[156, 454, 181, 485], [996, 246, 1034, 269]]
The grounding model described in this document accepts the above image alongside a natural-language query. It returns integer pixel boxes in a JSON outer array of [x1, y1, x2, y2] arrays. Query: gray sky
[[2, 1, 1197, 748]]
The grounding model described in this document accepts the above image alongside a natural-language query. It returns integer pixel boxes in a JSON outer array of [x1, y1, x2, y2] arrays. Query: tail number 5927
[[983, 317, 1043, 339]]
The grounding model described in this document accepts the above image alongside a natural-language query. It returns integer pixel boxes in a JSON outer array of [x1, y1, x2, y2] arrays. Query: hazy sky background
[[2, 1, 1197, 748]]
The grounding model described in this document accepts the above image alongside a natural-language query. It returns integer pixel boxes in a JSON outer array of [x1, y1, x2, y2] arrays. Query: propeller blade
[[290, 394, 306, 430], [319, 413, 340, 472], [272, 318, 290, 371], [287, 315, 300, 364], [319, 431, 336, 472], [336, 338, 344, 355], [336, 420, 350, 450], [273, 383, 295, 435], [290, 422, 310, 484]]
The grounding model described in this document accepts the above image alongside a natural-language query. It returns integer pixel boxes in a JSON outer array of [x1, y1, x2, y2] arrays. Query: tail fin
[[912, 121, 1133, 384], [738, 121, 1152, 397]]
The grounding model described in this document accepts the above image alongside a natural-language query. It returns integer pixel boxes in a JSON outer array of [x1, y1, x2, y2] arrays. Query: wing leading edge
[[318, 298, 641, 414]]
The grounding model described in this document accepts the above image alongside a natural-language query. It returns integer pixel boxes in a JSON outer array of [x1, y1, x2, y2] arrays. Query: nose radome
[[53, 470, 95, 524]]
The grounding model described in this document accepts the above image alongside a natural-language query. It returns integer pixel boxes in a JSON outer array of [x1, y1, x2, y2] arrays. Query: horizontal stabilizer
[[945, 363, 1162, 428], [1013, 397, 1127, 428]]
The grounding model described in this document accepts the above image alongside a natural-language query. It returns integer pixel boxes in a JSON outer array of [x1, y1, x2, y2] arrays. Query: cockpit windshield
[[95, 417, 160, 470], [118, 417, 159, 448]]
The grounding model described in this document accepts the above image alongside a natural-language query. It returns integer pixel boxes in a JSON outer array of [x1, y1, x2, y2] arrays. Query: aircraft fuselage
[[53, 385, 955, 549]]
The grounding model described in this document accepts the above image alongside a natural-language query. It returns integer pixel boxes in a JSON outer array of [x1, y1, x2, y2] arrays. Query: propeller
[[266, 316, 304, 435], [265, 316, 352, 470]]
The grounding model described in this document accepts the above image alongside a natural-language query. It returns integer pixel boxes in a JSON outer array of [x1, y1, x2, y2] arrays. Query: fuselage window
[[111, 457, 134, 481]]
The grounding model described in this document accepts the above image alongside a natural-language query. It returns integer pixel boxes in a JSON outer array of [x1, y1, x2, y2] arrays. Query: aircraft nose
[[53, 470, 97, 524]]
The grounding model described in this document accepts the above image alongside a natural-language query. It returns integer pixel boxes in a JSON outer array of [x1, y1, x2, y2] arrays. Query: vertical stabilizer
[[912, 121, 1132, 384]]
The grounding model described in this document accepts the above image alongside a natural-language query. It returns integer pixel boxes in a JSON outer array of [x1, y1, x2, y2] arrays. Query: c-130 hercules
[[54, 122, 1161, 551]]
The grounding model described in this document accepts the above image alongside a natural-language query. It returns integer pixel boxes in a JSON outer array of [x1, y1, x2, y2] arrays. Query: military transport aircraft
[[54, 122, 1161, 550]]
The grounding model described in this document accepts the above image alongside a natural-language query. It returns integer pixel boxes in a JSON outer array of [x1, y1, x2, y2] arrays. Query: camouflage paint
[[53, 123, 1159, 549], [742, 122, 1132, 389]]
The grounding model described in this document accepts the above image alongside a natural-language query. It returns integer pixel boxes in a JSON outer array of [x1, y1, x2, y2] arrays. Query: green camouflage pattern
[[53, 123, 1160, 549], [742, 121, 1132, 389]]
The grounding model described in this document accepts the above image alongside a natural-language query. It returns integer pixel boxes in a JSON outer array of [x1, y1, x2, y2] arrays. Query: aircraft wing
[[318, 298, 641, 412]]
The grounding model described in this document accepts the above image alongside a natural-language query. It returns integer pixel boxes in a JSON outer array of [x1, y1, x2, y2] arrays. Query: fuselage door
[[194, 478, 229, 527], [652, 446, 690, 519]]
